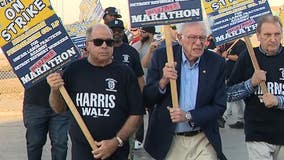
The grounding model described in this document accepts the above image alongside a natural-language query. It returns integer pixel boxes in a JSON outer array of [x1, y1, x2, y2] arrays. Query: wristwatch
[[185, 112, 192, 121], [115, 136, 124, 147]]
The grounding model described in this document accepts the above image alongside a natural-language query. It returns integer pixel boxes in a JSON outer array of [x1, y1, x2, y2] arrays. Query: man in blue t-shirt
[[107, 19, 144, 91], [107, 19, 145, 157], [227, 15, 284, 160], [47, 24, 144, 160]]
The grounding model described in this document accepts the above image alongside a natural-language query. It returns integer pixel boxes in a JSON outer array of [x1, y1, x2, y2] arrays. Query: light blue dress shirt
[[175, 49, 200, 133]]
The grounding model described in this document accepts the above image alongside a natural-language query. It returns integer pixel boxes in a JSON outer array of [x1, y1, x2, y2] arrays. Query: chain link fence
[[0, 54, 23, 94]]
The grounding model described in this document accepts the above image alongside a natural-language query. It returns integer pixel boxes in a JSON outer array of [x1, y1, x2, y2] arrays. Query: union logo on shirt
[[280, 68, 284, 81], [122, 54, 130, 63], [105, 78, 117, 92]]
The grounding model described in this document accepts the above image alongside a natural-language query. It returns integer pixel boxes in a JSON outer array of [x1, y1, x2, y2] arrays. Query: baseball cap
[[107, 19, 125, 29], [103, 7, 122, 18], [141, 26, 158, 34]]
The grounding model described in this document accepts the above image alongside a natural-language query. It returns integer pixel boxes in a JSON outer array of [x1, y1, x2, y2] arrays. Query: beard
[[141, 36, 150, 43], [113, 34, 123, 43]]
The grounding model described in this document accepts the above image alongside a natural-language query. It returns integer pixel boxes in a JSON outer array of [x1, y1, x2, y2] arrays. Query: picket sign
[[244, 36, 268, 94], [164, 25, 179, 108], [226, 39, 240, 53], [59, 86, 98, 150]]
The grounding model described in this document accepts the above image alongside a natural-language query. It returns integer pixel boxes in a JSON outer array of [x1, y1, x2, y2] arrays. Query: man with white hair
[[143, 21, 227, 160]]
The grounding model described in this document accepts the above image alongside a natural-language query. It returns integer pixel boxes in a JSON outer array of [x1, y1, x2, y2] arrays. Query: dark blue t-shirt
[[63, 59, 144, 160], [228, 46, 284, 145], [23, 80, 50, 106], [113, 43, 144, 77]]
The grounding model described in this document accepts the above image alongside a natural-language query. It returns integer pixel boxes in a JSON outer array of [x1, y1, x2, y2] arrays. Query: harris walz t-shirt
[[63, 58, 144, 159]]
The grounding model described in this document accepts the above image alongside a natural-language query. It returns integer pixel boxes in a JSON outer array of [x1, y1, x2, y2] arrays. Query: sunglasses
[[130, 28, 138, 32], [89, 38, 114, 47]]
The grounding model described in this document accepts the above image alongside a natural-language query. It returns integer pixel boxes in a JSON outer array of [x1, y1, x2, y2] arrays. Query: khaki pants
[[165, 132, 217, 160], [247, 141, 284, 160]]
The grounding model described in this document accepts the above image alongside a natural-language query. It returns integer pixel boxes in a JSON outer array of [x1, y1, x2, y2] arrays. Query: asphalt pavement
[[0, 112, 248, 160]]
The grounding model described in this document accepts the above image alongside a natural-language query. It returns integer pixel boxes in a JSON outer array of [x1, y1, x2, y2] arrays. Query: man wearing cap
[[131, 26, 158, 149], [159, 25, 178, 49], [103, 7, 122, 24], [107, 19, 145, 157], [132, 26, 157, 71], [103, 7, 128, 43], [142, 25, 178, 70], [107, 19, 144, 92], [129, 28, 141, 46]]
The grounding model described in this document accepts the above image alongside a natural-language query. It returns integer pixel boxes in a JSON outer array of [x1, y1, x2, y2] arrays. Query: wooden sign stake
[[59, 86, 97, 150], [164, 25, 179, 108], [244, 36, 268, 94]]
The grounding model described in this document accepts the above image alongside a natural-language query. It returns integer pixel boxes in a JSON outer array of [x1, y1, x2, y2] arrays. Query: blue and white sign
[[2, 14, 80, 89], [129, 0, 202, 27], [203, 0, 272, 46]]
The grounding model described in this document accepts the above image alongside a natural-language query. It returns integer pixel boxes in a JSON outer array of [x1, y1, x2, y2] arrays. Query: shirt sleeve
[[277, 96, 284, 110], [125, 68, 145, 115], [227, 79, 256, 102], [131, 48, 144, 77]]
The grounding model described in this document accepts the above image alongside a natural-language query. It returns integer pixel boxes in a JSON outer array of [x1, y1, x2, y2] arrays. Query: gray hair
[[178, 21, 208, 36], [256, 15, 283, 33]]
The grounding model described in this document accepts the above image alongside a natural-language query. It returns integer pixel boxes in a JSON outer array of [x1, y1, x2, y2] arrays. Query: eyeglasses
[[183, 34, 207, 42], [89, 38, 114, 47]]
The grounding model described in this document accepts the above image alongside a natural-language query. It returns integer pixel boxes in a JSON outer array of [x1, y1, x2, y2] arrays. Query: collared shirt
[[227, 79, 284, 109], [175, 49, 200, 133], [227, 46, 284, 109], [227, 79, 256, 102], [259, 45, 283, 56]]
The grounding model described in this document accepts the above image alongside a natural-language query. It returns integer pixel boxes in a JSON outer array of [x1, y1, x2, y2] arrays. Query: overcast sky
[[50, 0, 284, 25], [0, 0, 283, 54], [50, 0, 129, 25]]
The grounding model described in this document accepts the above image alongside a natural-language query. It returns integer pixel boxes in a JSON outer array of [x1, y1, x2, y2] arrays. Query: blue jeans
[[23, 104, 70, 160]]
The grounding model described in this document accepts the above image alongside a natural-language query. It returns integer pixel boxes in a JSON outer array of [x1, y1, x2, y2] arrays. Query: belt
[[175, 130, 202, 137]]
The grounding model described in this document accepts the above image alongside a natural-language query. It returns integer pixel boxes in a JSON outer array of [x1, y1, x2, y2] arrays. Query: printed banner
[[79, 0, 104, 23], [128, 0, 202, 27], [203, 0, 272, 46], [65, 21, 95, 49], [0, 0, 55, 46], [0, 0, 80, 89], [68, 0, 103, 49]]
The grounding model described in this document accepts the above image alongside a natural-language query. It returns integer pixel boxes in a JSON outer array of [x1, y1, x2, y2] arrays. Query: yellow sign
[[0, 0, 55, 46], [65, 21, 95, 37], [280, 5, 284, 25], [203, 0, 254, 14]]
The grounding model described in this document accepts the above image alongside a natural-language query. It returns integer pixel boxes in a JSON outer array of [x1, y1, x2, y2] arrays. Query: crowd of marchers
[[21, 6, 284, 160]]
